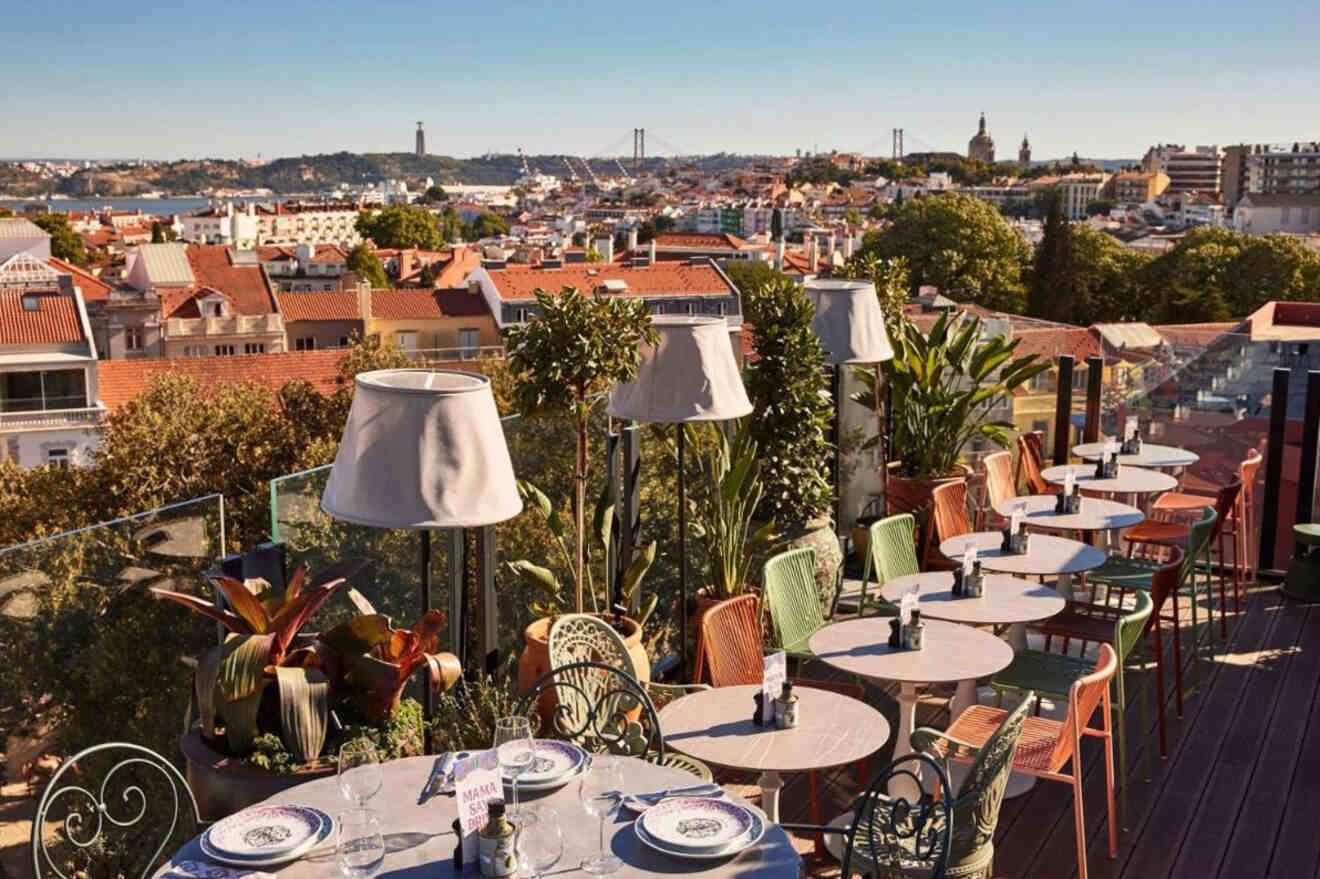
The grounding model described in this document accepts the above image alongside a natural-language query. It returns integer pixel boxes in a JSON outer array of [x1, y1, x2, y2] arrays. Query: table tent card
[[762, 651, 786, 725], [454, 749, 503, 867], [962, 540, 977, 579]]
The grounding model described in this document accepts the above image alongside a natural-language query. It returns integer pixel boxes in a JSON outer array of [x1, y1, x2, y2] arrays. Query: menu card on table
[[762, 651, 786, 725], [454, 749, 503, 867]]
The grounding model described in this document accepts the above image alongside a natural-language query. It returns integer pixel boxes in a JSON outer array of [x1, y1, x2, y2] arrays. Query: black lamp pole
[[676, 424, 688, 679]]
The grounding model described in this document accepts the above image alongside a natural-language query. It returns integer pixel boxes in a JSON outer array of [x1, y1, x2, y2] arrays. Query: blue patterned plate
[[500, 739, 585, 786], [639, 796, 754, 852], [635, 801, 765, 860], [201, 805, 330, 865]]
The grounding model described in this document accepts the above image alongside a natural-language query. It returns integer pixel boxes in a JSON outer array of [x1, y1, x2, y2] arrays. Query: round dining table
[[1073, 440, 1199, 469], [809, 617, 1012, 798], [152, 755, 801, 878], [659, 683, 889, 824], [940, 531, 1108, 600], [880, 570, 1065, 649], [992, 494, 1144, 533], [1040, 463, 1178, 496]]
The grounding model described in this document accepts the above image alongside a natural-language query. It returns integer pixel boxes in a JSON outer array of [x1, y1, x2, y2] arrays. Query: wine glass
[[578, 755, 624, 875], [338, 739, 382, 807], [517, 806, 564, 879], [336, 809, 385, 878], [493, 716, 534, 821]]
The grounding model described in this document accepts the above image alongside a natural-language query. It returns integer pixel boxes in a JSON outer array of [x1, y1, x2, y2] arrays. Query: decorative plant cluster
[[689, 420, 777, 600], [151, 561, 461, 767], [741, 275, 834, 525], [852, 311, 1049, 479], [504, 286, 658, 613]]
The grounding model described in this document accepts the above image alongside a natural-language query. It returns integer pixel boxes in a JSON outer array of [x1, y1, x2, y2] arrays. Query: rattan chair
[[981, 450, 1017, 530], [763, 547, 828, 663]]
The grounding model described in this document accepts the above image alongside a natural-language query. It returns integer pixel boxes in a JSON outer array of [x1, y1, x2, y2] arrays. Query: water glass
[[578, 755, 623, 875], [493, 716, 534, 820], [338, 739, 382, 807], [336, 809, 385, 878], [517, 806, 564, 879]]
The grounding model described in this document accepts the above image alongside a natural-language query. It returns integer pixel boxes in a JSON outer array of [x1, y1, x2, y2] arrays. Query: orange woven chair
[[912, 644, 1119, 879], [694, 594, 871, 854], [930, 480, 974, 570], [1150, 450, 1261, 612], [980, 450, 1018, 529], [1016, 431, 1060, 496], [1125, 479, 1240, 637]]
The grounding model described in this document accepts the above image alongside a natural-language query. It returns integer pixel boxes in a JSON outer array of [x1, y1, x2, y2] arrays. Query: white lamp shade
[[607, 316, 753, 424], [321, 369, 522, 529], [804, 279, 894, 365]]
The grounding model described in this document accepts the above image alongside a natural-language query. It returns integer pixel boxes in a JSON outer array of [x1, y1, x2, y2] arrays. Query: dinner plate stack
[[200, 804, 333, 867], [498, 739, 589, 791], [635, 797, 766, 860]]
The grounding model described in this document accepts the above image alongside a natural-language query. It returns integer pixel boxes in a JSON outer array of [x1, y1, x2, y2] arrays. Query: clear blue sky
[[5, 0, 1317, 162]]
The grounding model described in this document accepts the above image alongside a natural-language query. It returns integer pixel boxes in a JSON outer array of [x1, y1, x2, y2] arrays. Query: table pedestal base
[[757, 770, 783, 823]]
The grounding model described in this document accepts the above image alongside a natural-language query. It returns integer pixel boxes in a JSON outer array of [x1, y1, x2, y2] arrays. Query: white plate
[[508, 751, 591, 792], [634, 803, 766, 860], [639, 797, 755, 852], [499, 739, 585, 785], [201, 806, 332, 867]]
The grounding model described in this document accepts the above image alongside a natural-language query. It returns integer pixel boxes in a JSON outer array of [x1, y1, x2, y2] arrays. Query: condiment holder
[[1120, 417, 1142, 456], [773, 681, 799, 729], [888, 591, 925, 650], [952, 541, 984, 597]]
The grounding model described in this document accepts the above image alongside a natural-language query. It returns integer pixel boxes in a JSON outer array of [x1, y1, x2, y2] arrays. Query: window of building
[[245, 343, 265, 355], [183, 345, 206, 357], [211, 302, 226, 317], [125, 327, 142, 351], [395, 331, 419, 352], [458, 328, 480, 358], [46, 448, 70, 470], [215, 345, 236, 356], [711, 301, 727, 316], [295, 337, 315, 351], [0, 369, 88, 412], [1282, 206, 1292, 224], [339, 337, 350, 348], [650, 302, 665, 315]]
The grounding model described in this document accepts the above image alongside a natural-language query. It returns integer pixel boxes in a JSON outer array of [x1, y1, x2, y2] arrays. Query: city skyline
[[3, 0, 1318, 162]]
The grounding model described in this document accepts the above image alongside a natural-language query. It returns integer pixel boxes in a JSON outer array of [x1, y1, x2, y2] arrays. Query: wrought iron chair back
[[784, 752, 953, 878], [516, 660, 664, 760], [32, 742, 203, 879], [548, 613, 633, 673]]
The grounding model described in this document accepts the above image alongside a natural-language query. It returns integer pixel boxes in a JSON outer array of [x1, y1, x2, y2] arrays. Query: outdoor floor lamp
[[804, 280, 894, 532], [608, 316, 752, 676], [320, 369, 523, 710]]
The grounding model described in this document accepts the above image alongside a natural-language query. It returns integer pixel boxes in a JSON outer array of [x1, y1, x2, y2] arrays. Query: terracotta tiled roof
[[370, 288, 491, 319], [649, 233, 753, 250], [485, 263, 735, 301], [186, 244, 277, 316], [46, 257, 112, 302], [0, 288, 84, 346], [1154, 322, 1238, 346], [1009, 326, 1104, 362], [96, 350, 347, 410], [276, 290, 361, 321]]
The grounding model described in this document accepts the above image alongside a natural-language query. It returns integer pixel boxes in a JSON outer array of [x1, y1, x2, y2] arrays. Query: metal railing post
[[1260, 367, 1292, 572], [1053, 355, 1075, 465]]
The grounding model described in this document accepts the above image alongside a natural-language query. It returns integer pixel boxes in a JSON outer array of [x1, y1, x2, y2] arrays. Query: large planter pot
[[851, 514, 882, 568], [887, 469, 969, 565], [780, 516, 843, 611], [517, 615, 651, 729], [181, 725, 334, 821]]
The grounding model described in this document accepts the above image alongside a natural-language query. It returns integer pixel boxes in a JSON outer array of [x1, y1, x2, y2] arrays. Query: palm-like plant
[[852, 311, 1049, 479], [690, 421, 777, 600]]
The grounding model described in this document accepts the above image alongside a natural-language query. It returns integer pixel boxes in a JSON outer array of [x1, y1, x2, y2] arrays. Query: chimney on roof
[[399, 248, 415, 282], [357, 279, 372, 325], [649, 238, 657, 264], [775, 238, 785, 271], [627, 226, 639, 251], [808, 236, 818, 274], [595, 237, 613, 263]]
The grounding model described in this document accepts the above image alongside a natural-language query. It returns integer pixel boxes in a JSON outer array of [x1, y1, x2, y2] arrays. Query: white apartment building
[[182, 201, 363, 247], [1057, 174, 1110, 220], [1233, 193, 1320, 235], [1145, 144, 1222, 194], [1247, 143, 1320, 195]]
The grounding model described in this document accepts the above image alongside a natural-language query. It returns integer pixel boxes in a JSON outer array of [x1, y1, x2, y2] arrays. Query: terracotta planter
[[887, 469, 969, 566], [851, 515, 882, 568], [517, 614, 651, 730], [780, 516, 844, 611], [181, 725, 334, 821]]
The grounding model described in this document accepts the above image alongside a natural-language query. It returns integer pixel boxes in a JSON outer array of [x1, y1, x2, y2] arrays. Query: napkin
[[164, 862, 275, 879], [899, 585, 919, 626], [419, 751, 468, 803]]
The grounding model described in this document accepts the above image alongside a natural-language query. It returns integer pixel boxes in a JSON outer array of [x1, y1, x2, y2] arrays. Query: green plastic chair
[[1088, 507, 1217, 676], [763, 546, 827, 663], [989, 591, 1152, 827], [835, 513, 919, 618], [908, 693, 1033, 878]]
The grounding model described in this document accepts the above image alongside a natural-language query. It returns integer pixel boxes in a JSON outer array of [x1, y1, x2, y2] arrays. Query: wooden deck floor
[[714, 578, 1320, 878]]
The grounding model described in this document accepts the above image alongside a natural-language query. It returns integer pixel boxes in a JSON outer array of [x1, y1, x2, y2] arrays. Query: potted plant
[[851, 311, 1048, 561], [741, 275, 840, 608], [688, 419, 777, 625], [152, 562, 461, 818]]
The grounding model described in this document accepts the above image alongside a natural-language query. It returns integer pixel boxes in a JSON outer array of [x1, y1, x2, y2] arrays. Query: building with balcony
[[260, 243, 348, 292], [1109, 170, 1170, 204], [1054, 173, 1111, 220], [1145, 144, 1222, 194], [275, 289, 364, 352], [0, 266, 103, 468]]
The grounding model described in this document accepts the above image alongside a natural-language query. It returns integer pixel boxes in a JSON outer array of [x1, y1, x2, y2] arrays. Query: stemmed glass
[[335, 809, 385, 878], [338, 739, 382, 808], [578, 755, 624, 875], [517, 806, 565, 879], [493, 716, 535, 821]]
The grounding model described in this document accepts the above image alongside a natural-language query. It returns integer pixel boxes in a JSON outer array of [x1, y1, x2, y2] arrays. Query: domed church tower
[[968, 113, 995, 163]]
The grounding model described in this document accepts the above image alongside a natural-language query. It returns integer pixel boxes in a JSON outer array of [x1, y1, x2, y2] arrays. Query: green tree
[[417, 185, 448, 204], [653, 214, 676, 234], [1028, 192, 1075, 321], [770, 208, 783, 242], [843, 208, 864, 228], [470, 212, 510, 239], [32, 213, 87, 265], [636, 219, 657, 244], [355, 204, 442, 249], [1066, 224, 1150, 323], [855, 192, 1030, 312], [836, 252, 911, 332], [741, 275, 833, 525], [418, 264, 436, 288], [720, 259, 782, 295], [346, 243, 389, 289], [151, 220, 165, 243], [504, 287, 658, 612]]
